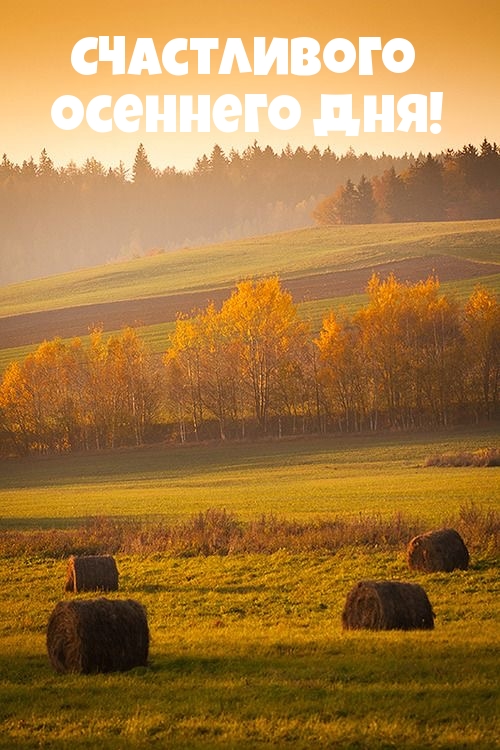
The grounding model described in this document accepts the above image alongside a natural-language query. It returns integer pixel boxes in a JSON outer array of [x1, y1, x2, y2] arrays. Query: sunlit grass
[[1, 219, 499, 317], [1, 430, 498, 528], [0, 430, 498, 747], [0, 550, 498, 748]]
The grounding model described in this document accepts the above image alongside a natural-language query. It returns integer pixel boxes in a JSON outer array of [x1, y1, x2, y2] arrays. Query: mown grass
[[0, 549, 498, 749], [1, 430, 498, 530], [1, 219, 499, 318], [0, 431, 498, 748]]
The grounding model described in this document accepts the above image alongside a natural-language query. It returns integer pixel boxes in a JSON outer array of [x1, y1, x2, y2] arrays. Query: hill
[[0, 219, 499, 351]]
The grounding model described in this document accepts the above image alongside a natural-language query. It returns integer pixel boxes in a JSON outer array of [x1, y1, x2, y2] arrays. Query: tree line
[[1, 277, 498, 455], [2, 139, 498, 286], [0, 141, 433, 285], [313, 139, 500, 225]]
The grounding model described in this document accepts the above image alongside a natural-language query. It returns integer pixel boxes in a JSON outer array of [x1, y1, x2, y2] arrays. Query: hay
[[65, 555, 119, 592], [407, 528, 469, 572], [342, 580, 435, 631], [46, 598, 149, 674]]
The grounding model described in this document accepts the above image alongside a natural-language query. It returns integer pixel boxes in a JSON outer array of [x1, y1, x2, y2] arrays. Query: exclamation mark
[[430, 92, 443, 134]]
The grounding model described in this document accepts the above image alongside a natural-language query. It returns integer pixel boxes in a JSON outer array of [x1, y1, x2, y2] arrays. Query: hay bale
[[342, 580, 435, 631], [46, 598, 149, 674], [65, 555, 119, 592], [407, 528, 469, 572]]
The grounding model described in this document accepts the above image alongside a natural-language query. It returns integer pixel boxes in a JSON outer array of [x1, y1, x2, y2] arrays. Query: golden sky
[[2, 0, 499, 170]]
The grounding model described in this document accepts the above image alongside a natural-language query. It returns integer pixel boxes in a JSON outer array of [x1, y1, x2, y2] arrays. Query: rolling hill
[[0, 219, 499, 358]]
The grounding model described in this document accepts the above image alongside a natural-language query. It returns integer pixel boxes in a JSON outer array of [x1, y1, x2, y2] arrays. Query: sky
[[1, 0, 499, 172]]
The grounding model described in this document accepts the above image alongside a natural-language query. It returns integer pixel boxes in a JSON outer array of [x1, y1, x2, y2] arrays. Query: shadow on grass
[[1, 640, 498, 748], [4, 428, 493, 491]]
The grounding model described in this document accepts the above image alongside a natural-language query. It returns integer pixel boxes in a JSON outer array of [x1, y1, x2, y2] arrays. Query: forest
[[314, 139, 500, 225], [1, 276, 498, 455], [2, 139, 498, 285]]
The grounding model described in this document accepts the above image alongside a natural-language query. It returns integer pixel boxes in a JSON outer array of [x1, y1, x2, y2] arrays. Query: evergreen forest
[[2, 139, 498, 285]]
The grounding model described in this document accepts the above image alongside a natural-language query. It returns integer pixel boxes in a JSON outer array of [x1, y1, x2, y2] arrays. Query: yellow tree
[[84, 328, 115, 449], [164, 314, 206, 440], [84, 327, 162, 448], [271, 336, 319, 436], [316, 311, 370, 432], [356, 274, 411, 427], [0, 329, 160, 454], [163, 356, 189, 442], [197, 303, 242, 439], [0, 361, 36, 454], [463, 287, 500, 420], [105, 327, 163, 446], [410, 290, 463, 426], [0, 338, 87, 454], [355, 274, 463, 427], [220, 277, 309, 433]]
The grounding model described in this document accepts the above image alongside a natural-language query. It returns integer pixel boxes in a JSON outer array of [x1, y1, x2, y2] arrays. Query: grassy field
[[1, 219, 499, 318], [0, 431, 499, 748], [0, 549, 498, 748], [1, 430, 499, 529]]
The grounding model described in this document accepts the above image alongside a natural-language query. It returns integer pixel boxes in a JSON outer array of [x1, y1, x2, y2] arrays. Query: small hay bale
[[65, 555, 119, 592], [46, 598, 149, 674], [342, 580, 435, 631], [407, 528, 469, 572]]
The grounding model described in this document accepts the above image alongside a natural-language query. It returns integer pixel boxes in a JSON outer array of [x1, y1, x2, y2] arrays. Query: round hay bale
[[47, 598, 149, 674], [407, 528, 469, 572], [342, 580, 435, 631], [65, 555, 119, 592]]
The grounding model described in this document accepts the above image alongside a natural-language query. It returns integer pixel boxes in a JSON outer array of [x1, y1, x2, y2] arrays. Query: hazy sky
[[2, 0, 499, 171]]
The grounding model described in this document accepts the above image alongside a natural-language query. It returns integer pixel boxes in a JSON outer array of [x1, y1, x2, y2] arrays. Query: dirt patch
[[1, 254, 498, 348], [285, 254, 498, 301]]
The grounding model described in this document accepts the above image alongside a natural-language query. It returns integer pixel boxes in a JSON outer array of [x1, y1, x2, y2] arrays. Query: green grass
[[1, 273, 498, 373], [1, 219, 499, 318], [1, 430, 498, 530], [0, 431, 498, 747], [0, 550, 498, 748]]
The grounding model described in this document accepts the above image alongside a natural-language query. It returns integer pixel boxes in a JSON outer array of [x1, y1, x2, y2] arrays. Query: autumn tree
[[313, 179, 359, 225], [164, 308, 240, 440], [0, 338, 86, 453], [406, 285, 463, 426], [164, 277, 311, 437], [312, 191, 339, 225], [354, 275, 464, 427], [0, 330, 162, 455], [220, 277, 310, 433], [316, 312, 369, 431], [104, 327, 163, 446], [0, 361, 36, 454], [198, 303, 243, 439], [354, 275, 410, 427], [313, 176, 376, 225], [462, 287, 500, 420]]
